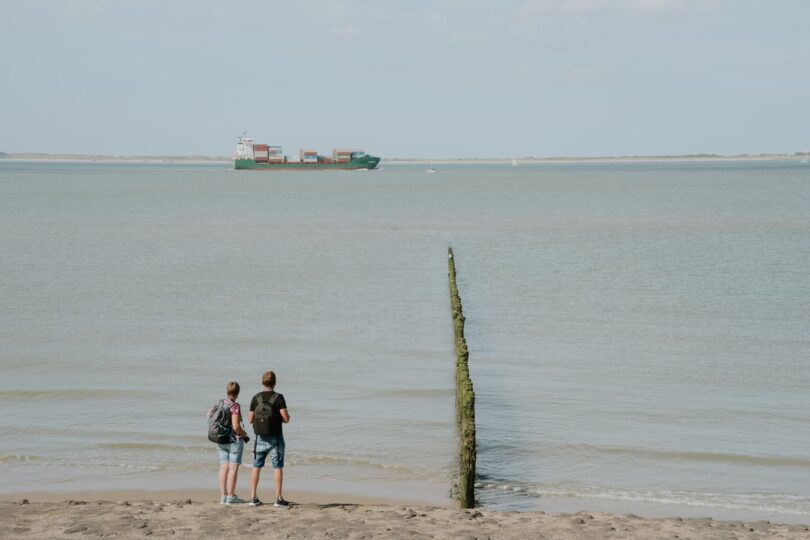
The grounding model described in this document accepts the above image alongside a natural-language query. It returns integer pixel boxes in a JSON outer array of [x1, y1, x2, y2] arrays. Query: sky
[[1, 0, 808, 158]]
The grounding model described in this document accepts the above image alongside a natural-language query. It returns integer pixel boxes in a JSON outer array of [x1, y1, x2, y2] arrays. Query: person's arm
[[231, 404, 247, 437], [247, 395, 256, 424], [279, 408, 290, 423], [232, 412, 247, 437]]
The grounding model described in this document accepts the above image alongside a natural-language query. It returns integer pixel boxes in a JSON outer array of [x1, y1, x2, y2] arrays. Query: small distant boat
[[801, 159, 808, 164], [511, 158, 518, 167], [427, 161, 436, 173]]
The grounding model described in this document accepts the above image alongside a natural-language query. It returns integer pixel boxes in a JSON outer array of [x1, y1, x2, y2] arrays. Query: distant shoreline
[[0, 154, 231, 164], [387, 154, 808, 165], [1, 152, 807, 165]]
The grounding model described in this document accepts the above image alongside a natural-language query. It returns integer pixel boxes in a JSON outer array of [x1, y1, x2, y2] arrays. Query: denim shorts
[[253, 434, 285, 469], [217, 439, 244, 465]]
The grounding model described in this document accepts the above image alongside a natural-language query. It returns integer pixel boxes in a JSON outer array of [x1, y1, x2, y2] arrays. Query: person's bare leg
[[218, 463, 228, 498], [227, 463, 240, 496], [274, 468, 283, 501], [250, 467, 262, 500]]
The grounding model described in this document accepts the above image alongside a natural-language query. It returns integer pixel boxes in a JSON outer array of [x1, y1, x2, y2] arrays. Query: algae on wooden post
[[448, 248, 476, 508]]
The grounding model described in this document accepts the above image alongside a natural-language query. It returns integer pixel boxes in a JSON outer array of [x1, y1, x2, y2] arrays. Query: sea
[[1, 159, 808, 522]]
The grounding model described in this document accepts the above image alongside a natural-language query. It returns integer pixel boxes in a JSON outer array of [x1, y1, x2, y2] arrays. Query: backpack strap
[[258, 391, 278, 406], [221, 399, 233, 414], [220, 399, 233, 425]]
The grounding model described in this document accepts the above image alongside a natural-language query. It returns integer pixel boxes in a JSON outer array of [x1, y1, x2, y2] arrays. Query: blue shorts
[[217, 439, 244, 465], [253, 434, 285, 469]]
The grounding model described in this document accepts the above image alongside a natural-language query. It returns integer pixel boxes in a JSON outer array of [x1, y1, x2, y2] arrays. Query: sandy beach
[[1, 492, 808, 539]]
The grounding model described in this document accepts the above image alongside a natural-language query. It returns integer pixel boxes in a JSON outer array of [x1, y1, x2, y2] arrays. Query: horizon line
[[2, 151, 809, 163]]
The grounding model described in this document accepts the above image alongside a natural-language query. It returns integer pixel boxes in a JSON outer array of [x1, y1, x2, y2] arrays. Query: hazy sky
[[1, 0, 808, 158]]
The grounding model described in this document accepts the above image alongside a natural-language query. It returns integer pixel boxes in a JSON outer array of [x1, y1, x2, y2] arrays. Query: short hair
[[226, 381, 240, 399], [262, 371, 276, 388]]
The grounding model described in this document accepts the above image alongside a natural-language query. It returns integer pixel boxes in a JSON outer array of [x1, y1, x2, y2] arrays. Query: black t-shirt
[[249, 391, 287, 436]]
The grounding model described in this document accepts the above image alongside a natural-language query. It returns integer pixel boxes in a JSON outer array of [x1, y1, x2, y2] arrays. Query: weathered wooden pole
[[448, 247, 476, 508]]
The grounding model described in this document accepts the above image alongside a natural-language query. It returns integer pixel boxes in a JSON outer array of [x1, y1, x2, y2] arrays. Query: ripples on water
[[0, 160, 808, 519]]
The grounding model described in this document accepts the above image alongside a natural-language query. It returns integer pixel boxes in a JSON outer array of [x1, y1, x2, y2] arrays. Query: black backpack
[[207, 399, 233, 444], [252, 392, 278, 436]]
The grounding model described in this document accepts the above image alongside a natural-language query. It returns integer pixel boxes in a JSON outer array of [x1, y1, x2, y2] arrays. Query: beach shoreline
[[2, 486, 809, 526], [0, 487, 428, 507], [0, 497, 807, 539]]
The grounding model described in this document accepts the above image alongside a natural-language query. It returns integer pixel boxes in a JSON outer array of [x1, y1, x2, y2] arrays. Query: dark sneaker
[[248, 497, 263, 507], [274, 498, 290, 507]]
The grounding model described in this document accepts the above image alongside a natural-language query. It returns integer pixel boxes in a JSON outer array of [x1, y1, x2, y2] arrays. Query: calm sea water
[[1, 159, 808, 520]]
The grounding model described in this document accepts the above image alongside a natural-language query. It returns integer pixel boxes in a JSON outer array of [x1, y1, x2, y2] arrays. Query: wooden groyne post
[[448, 247, 476, 508]]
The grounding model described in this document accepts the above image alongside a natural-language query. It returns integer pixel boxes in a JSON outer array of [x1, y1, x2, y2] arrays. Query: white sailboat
[[427, 161, 436, 173], [511, 158, 518, 167]]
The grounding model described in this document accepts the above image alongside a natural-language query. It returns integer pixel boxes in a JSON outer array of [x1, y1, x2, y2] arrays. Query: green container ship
[[234, 136, 380, 170]]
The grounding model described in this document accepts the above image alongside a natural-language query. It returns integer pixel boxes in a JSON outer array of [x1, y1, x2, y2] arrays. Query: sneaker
[[274, 498, 290, 507], [219, 495, 227, 505], [225, 495, 246, 505], [248, 497, 263, 507]]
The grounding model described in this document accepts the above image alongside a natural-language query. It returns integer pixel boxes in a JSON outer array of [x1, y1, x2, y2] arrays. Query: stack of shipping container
[[332, 149, 354, 164], [253, 144, 270, 163], [253, 145, 284, 163], [267, 146, 283, 164], [249, 143, 365, 165], [299, 149, 318, 164]]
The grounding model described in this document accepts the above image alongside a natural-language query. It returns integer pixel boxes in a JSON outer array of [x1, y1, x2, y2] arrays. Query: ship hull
[[235, 155, 380, 170]]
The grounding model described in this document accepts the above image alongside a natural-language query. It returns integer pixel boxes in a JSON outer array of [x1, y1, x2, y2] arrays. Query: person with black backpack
[[207, 381, 249, 505], [247, 370, 290, 507]]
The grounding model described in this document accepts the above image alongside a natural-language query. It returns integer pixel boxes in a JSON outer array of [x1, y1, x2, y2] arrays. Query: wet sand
[[1, 496, 808, 539]]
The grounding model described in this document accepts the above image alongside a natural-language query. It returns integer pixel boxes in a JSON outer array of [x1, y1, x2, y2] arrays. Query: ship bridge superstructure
[[235, 135, 254, 160]]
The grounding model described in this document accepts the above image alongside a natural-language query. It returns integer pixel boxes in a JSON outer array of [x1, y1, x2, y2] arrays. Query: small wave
[[85, 446, 420, 475], [0, 424, 202, 443], [590, 445, 810, 468], [96, 442, 209, 453], [594, 447, 810, 468], [0, 389, 157, 400], [8, 453, 418, 476], [5, 456, 212, 474], [0, 455, 38, 464], [289, 452, 416, 475], [477, 480, 810, 516], [364, 388, 455, 399], [482, 440, 810, 468]]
